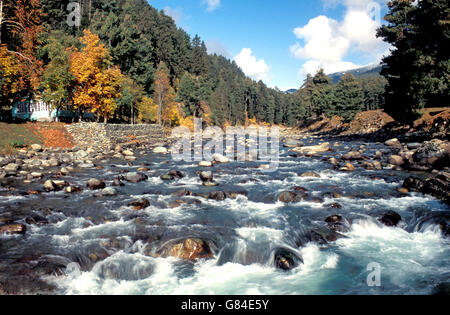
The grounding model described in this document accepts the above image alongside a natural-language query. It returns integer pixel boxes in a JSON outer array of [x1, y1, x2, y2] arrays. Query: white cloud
[[203, 0, 220, 12], [291, 1, 390, 76], [234, 48, 270, 82], [163, 6, 183, 24], [206, 39, 231, 59]]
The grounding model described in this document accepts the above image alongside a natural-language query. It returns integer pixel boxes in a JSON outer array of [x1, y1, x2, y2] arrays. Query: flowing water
[[0, 137, 449, 295]]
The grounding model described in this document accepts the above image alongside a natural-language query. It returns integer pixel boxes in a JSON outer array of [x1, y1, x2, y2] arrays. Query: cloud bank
[[291, 0, 390, 77], [234, 48, 270, 82]]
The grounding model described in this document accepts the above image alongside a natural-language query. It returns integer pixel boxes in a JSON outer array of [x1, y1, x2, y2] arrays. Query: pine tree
[[332, 74, 365, 122], [377, 0, 450, 124]]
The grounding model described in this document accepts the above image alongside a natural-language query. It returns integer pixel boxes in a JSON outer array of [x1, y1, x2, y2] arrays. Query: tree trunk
[[0, 0, 3, 44], [104, 116, 107, 124], [158, 101, 162, 126], [131, 103, 134, 125]]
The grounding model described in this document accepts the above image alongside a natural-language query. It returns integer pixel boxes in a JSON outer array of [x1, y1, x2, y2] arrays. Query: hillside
[[329, 64, 383, 84]]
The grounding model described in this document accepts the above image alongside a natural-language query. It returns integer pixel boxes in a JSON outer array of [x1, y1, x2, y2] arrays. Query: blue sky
[[148, 0, 390, 91]]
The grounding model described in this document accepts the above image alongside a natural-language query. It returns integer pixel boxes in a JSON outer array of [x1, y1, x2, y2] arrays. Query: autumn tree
[[153, 61, 172, 126], [70, 29, 123, 122], [0, 44, 19, 109], [137, 95, 158, 123], [1, 0, 44, 91]]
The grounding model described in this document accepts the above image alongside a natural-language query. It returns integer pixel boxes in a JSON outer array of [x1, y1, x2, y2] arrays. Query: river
[[0, 135, 449, 295]]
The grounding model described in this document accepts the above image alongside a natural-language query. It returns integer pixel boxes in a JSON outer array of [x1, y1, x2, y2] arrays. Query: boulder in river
[[44, 180, 66, 192], [278, 191, 304, 203], [385, 138, 401, 148], [406, 139, 450, 171], [208, 191, 226, 201], [292, 142, 331, 155], [163, 238, 214, 261], [378, 211, 402, 227], [301, 171, 320, 178], [153, 147, 168, 154], [125, 172, 148, 183], [389, 155, 404, 166], [87, 178, 106, 190], [4, 163, 19, 172], [128, 198, 150, 210], [102, 187, 118, 196], [199, 171, 213, 183], [0, 224, 27, 235], [212, 153, 230, 164], [25, 214, 48, 226], [342, 151, 363, 161], [198, 161, 213, 167], [403, 173, 450, 204], [273, 248, 303, 271]]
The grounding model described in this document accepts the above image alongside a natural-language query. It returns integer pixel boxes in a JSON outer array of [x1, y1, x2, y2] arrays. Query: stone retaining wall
[[65, 123, 165, 148]]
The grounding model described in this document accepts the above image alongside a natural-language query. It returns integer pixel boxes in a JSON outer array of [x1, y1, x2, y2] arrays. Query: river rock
[[325, 215, 350, 232], [168, 170, 184, 179], [76, 150, 88, 158], [44, 180, 56, 192], [340, 163, 355, 172], [385, 138, 401, 147], [342, 151, 363, 160], [122, 150, 134, 156], [87, 178, 106, 190], [102, 187, 118, 196], [60, 167, 70, 175], [128, 198, 150, 210], [378, 211, 402, 227], [25, 214, 48, 226], [212, 153, 230, 164], [0, 224, 27, 235], [292, 142, 331, 155], [301, 171, 320, 178], [278, 191, 302, 203], [199, 161, 213, 167], [329, 157, 339, 166], [30, 144, 43, 152], [273, 248, 303, 271], [4, 163, 19, 172], [65, 185, 82, 193], [125, 172, 148, 183], [153, 147, 168, 154], [171, 189, 193, 197], [406, 140, 450, 171], [403, 173, 450, 204], [208, 191, 226, 201], [163, 238, 214, 261], [389, 155, 404, 166], [199, 171, 213, 183], [31, 172, 43, 178]]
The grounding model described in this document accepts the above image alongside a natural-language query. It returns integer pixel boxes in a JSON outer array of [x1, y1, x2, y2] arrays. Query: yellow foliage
[[70, 30, 123, 121], [138, 96, 158, 123], [0, 45, 20, 104], [163, 101, 184, 127], [179, 116, 195, 131]]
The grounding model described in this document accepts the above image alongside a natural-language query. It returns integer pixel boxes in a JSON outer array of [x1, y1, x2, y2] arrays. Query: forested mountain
[[329, 65, 382, 84], [3, 0, 441, 127]]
